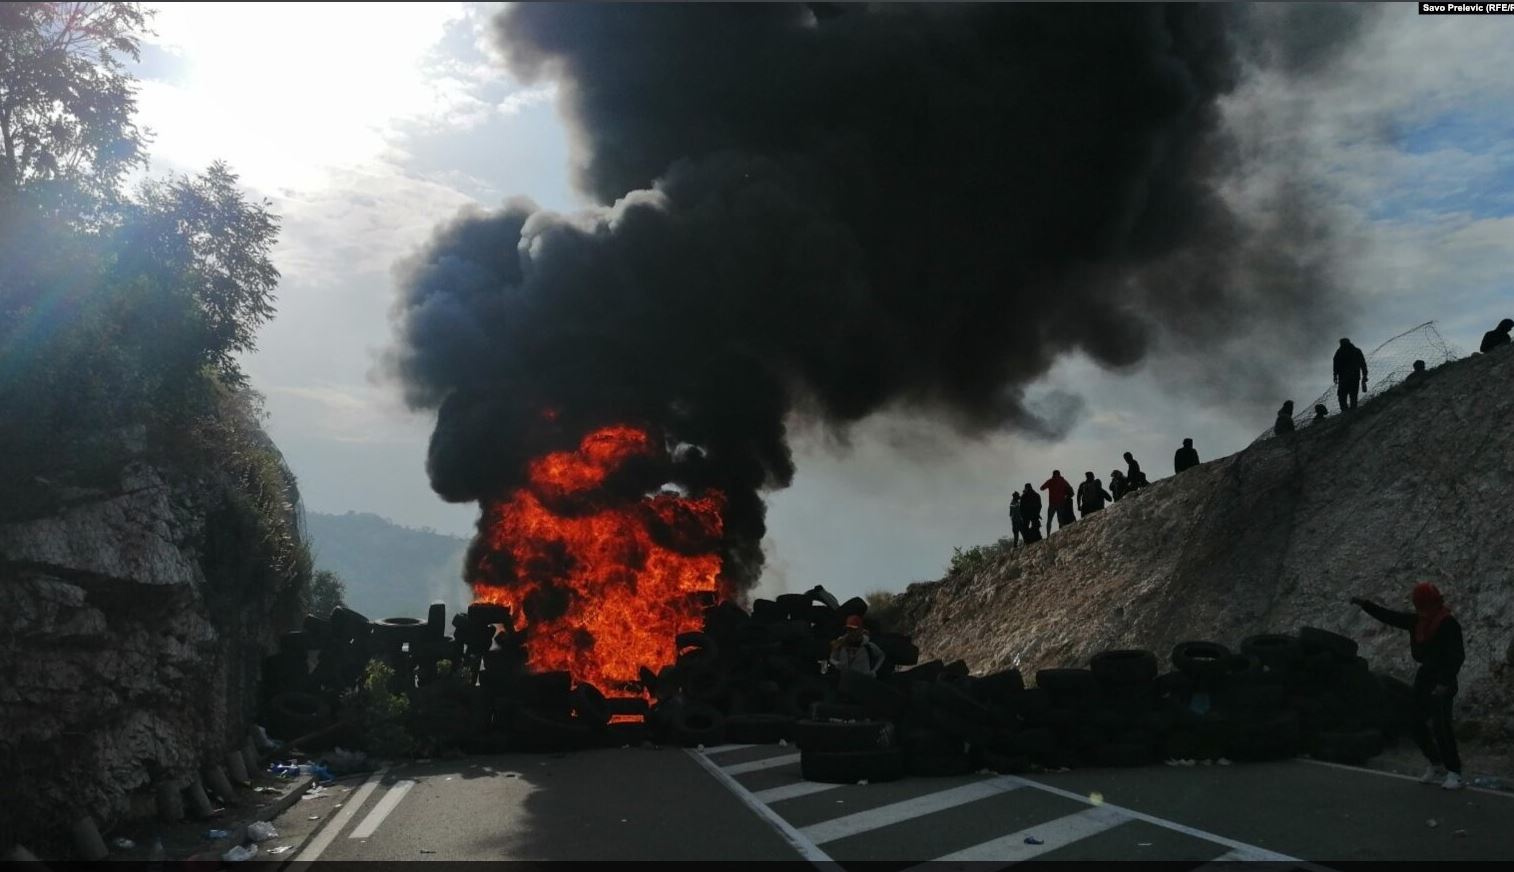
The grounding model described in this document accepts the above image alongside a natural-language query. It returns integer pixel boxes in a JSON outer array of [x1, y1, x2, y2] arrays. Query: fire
[[472, 424, 726, 693]]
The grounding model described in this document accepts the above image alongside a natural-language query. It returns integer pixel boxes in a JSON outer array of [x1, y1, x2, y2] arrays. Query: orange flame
[[473, 424, 725, 693]]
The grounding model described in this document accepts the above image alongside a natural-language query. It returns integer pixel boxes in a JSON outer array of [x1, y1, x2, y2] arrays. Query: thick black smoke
[[387, 3, 1360, 591]]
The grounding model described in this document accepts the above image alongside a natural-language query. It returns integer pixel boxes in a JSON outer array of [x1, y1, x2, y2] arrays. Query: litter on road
[[110, 838, 135, 850], [247, 821, 278, 842], [205, 829, 230, 840], [1024, 836, 1044, 845], [222, 844, 257, 862], [267, 846, 292, 855]]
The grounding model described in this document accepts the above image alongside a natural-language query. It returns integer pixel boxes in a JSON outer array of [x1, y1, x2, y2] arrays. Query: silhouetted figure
[[1333, 338, 1369, 412], [1275, 400, 1295, 436], [1405, 359, 1428, 383], [1020, 483, 1042, 543], [1041, 469, 1075, 532], [1077, 471, 1112, 517], [1109, 470, 1127, 502], [1314, 403, 1329, 422], [1350, 583, 1466, 790], [1122, 452, 1148, 491], [1479, 319, 1512, 354], [1173, 438, 1199, 474], [1009, 492, 1023, 547]]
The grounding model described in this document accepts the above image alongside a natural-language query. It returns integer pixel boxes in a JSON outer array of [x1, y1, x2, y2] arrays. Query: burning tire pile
[[259, 589, 1413, 780]]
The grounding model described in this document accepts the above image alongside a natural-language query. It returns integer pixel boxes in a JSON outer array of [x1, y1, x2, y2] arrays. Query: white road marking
[[704, 743, 762, 753], [291, 767, 389, 864], [1299, 757, 1514, 800], [801, 778, 1024, 844], [348, 778, 417, 840], [722, 753, 802, 775], [994, 774, 1302, 862], [907, 804, 1129, 866], [686, 748, 841, 869], [752, 780, 845, 804]]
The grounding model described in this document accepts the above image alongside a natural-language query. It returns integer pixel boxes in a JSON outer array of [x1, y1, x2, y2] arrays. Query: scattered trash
[[222, 844, 258, 862], [1217, 758, 1232, 767], [322, 747, 370, 776], [1427, 819, 1439, 829], [444, 777, 453, 781], [1454, 829, 1468, 838], [111, 838, 136, 850], [420, 848, 436, 854], [778, 739, 789, 747], [205, 829, 231, 840], [334, 803, 343, 809], [267, 846, 292, 855], [1089, 792, 1104, 806], [1470, 776, 1511, 791], [857, 779, 870, 786], [1024, 836, 1044, 846], [253, 787, 280, 795], [247, 821, 278, 842], [1138, 842, 1152, 847], [302, 786, 331, 801], [307, 815, 321, 821]]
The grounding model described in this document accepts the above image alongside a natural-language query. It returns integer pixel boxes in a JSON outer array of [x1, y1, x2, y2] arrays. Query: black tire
[[301, 615, 331, 642], [1008, 688, 1051, 718], [606, 720, 648, 747], [782, 676, 836, 718], [873, 633, 920, 667], [514, 707, 593, 751], [467, 603, 512, 627], [839, 671, 908, 719], [972, 669, 1025, 704], [981, 750, 1031, 774], [1171, 641, 1232, 680], [726, 714, 795, 744], [1297, 627, 1359, 661], [929, 682, 994, 724], [750, 599, 784, 624], [606, 696, 651, 718], [1007, 727, 1057, 756], [802, 748, 905, 784], [1091, 650, 1158, 686], [902, 728, 965, 756], [1092, 742, 1154, 768], [942, 660, 970, 680], [1240, 634, 1303, 671], [570, 683, 611, 726], [329, 606, 370, 640], [793, 718, 896, 752], [777, 593, 813, 620], [1035, 668, 1100, 696], [266, 691, 331, 740], [426, 602, 446, 640], [670, 702, 727, 747], [896, 660, 945, 684], [931, 707, 995, 747], [652, 665, 684, 701], [373, 617, 429, 646], [683, 664, 730, 703], [810, 702, 868, 721], [676, 632, 720, 664], [278, 631, 310, 655], [907, 752, 975, 777]]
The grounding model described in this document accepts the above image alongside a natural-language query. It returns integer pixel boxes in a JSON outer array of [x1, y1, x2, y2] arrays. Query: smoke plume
[[386, 3, 1363, 592]]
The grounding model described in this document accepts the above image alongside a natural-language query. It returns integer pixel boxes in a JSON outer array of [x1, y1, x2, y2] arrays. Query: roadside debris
[[247, 822, 278, 842], [204, 829, 230, 840], [222, 844, 258, 862], [1024, 836, 1044, 845], [1426, 819, 1439, 829], [110, 838, 135, 850], [268, 846, 293, 855]]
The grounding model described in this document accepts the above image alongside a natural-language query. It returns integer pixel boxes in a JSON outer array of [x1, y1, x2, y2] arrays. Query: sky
[[128, 2, 1514, 605]]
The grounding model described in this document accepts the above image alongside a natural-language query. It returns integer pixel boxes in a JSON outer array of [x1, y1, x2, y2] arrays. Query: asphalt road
[[265, 744, 1514, 865]]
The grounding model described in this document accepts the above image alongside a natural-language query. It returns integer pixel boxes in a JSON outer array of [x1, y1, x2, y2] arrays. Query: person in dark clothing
[[1122, 452, 1148, 491], [1405, 360, 1428, 383], [1109, 470, 1127, 502], [1174, 438, 1199, 474], [1077, 471, 1112, 517], [1480, 319, 1512, 353], [1350, 583, 1467, 790], [1313, 403, 1329, 422], [1333, 338, 1369, 412], [1275, 400, 1295, 436], [1009, 492, 1023, 547], [1041, 470, 1075, 532], [1019, 484, 1042, 543]]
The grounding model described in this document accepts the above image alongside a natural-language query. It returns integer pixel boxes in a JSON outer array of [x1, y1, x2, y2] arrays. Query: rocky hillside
[[896, 348, 1514, 732], [0, 425, 309, 853]]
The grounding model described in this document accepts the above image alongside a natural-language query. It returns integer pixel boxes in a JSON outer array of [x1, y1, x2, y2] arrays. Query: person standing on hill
[[1109, 469, 1127, 502], [1350, 583, 1467, 791], [1174, 438, 1199, 474], [1122, 452, 1148, 491], [1077, 471, 1112, 517], [1314, 403, 1330, 422], [1041, 470, 1074, 532], [1019, 483, 1042, 543], [1275, 400, 1296, 436], [1009, 491, 1024, 547], [1334, 338, 1369, 412], [1480, 318, 1512, 354]]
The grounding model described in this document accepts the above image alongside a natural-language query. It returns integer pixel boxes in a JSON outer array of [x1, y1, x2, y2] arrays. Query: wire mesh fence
[[1251, 322, 1465, 444]]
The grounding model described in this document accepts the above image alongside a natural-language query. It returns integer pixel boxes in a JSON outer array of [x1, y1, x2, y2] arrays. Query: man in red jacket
[[1041, 470, 1074, 533]]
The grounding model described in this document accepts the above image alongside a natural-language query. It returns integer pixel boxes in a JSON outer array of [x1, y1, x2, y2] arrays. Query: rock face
[[896, 349, 1514, 730], [0, 456, 306, 852]]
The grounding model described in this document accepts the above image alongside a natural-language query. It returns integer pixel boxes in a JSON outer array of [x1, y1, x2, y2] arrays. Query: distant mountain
[[305, 511, 473, 620]]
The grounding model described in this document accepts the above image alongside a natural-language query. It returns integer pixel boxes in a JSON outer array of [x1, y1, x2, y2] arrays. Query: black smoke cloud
[[386, 3, 1360, 591]]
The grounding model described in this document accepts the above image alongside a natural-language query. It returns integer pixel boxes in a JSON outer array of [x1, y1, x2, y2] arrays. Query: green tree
[[0, 2, 151, 221], [308, 569, 347, 617]]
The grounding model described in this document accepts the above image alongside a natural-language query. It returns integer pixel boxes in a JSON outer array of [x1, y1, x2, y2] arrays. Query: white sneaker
[[1420, 766, 1447, 784], [1442, 772, 1464, 791]]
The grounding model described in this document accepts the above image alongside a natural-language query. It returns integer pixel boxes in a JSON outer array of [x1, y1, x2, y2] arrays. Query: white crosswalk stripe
[[904, 805, 1129, 868], [800, 778, 1024, 844], [721, 752, 802, 775], [751, 780, 845, 803]]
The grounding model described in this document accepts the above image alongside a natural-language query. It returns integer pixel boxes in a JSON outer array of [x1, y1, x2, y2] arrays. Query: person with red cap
[[1350, 582, 1467, 790], [828, 614, 885, 676]]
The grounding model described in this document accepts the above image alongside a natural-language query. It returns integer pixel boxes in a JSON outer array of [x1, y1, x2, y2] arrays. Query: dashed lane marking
[[348, 778, 416, 840], [291, 766, 389, 864]]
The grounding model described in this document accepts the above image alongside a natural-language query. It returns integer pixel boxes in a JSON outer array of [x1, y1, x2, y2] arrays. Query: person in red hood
[[1350, 582, 1466, 790], [1040, 470, 1074, 533]]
